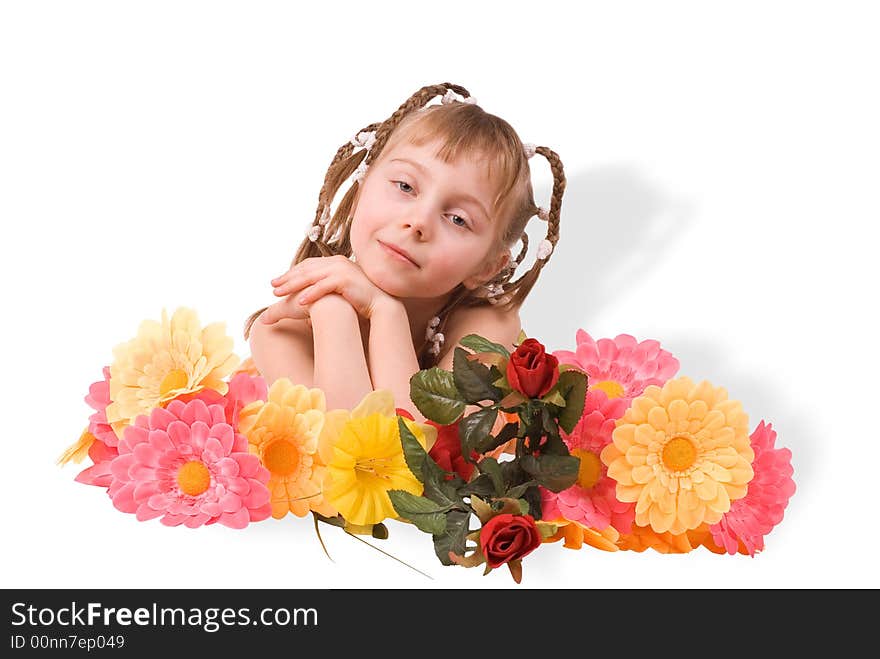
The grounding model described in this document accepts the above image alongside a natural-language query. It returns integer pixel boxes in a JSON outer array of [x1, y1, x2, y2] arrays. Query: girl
[[244, 82, 566, 423]]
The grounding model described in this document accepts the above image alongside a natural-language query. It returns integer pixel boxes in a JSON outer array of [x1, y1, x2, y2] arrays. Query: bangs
[[380, 104, 529, 226]]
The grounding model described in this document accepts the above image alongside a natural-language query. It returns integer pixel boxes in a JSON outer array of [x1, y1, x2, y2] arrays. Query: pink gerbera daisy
[[71, 367, 121, 488], [108, 398, 271, 529], [709, 420, 796, 556], [74, 437, 119, 488], [86, 366, 120, 447], [175, 372, 268, 428], [552, 330, 680, 402], [540, 389, 635, 534]]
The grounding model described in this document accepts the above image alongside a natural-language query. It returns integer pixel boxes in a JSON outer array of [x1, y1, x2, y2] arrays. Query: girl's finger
[[296, 279, 340, 305], [272, 260, 324, 289], [273, 273, 319, 296], [260, 297, 309, 324]]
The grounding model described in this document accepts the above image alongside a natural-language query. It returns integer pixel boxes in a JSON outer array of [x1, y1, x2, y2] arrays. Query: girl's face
[[349, 139, 509, 300]]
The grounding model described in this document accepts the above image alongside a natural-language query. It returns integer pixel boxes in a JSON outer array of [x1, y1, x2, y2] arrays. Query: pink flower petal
[[148, 406, 178, 432], [135, 504, 165, 522], [110, 454, 136, 482], [233, 453, 261, 478], [214, 457, 240, 478], [242, 483, 270, 509], [189, 421, 210, 453], [132, 442, 161, 467], [217, 508, 249, 529], [201, 437, 225, 463], [218, 492, 242, 513], [184, 513, 211, 528], [111, 482, 138, 513]]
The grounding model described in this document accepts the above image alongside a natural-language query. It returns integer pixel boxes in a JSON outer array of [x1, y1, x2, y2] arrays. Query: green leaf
[[516, 498, 530, 515], [476, 457, 505, 496], [459, 334, 510, 358], [515, 329, 528, 345], [388, 490, 451, 535], [422, 462, 461, 509], [494, 374, 512, 392], [398, 418, 429, 484], [540, 406, 557, 435], [453, 347, 502, 404], [457, 474, 496, 499], [539, 431, 571, 457], [520, 454, 580, 492], [505, 479, 536, 499], [458, 408, 499, 456], [541, 389, 567, 407], [500, 458, 528, 486], [470, 421, 519, 455], [433, 509, 471, 566], [410, 368, 466, 425], [521, 485, 543, 518], [555, 369, 588, 434]]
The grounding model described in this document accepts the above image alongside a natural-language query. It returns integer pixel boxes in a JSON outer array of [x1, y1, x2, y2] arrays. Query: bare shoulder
[[247, 315, 315, 387], [438, 304, 522, 365]]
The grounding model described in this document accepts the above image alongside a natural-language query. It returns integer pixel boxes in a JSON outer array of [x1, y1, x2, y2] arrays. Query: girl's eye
[[394, 181, 469, 229]]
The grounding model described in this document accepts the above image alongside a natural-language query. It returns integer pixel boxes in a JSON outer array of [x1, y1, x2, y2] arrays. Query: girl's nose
[[403, 209, 431, 239]]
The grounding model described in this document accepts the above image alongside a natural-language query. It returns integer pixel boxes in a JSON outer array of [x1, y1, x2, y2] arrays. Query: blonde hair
[[243, 82, 566, 369]]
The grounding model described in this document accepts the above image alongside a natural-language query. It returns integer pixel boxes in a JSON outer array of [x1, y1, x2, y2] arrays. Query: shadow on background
[[521, 162, 694, 350], [519, 163, 808, 542]]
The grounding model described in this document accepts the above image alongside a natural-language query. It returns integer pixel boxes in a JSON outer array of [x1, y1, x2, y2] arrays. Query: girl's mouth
[[378, 241, 419, 268]]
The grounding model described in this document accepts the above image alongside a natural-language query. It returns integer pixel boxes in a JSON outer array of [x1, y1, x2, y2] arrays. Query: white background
[[2, 1, 877, 589]]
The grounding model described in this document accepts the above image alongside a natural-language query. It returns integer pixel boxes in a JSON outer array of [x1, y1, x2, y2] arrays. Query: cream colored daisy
[[105, 308, 239, 436], [600, 377, 754, 535]]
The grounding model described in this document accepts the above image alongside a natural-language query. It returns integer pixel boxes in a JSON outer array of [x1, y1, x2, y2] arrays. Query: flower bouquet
[[60, 308, 796, 583]]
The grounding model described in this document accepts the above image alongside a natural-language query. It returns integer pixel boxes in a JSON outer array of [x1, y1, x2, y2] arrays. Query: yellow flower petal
[[351, 390, 395, 419]]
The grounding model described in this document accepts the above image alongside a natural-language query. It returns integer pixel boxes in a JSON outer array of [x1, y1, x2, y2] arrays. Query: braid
[[497, 145, 566, 305], [429, 144, 566, 366]]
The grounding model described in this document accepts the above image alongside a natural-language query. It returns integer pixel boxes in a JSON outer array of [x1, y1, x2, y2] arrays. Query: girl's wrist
[[309, 293, 357, 319], [368, 293, 405, 320]]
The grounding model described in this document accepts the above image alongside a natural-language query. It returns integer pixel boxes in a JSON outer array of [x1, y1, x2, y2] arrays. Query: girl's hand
[[267, 255, 396, 321]]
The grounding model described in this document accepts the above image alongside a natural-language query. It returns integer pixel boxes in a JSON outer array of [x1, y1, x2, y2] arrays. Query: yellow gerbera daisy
[[238, 379, 334, 518], [600, 376, 754, 535], [318, 391, 437, 526], [105, 308, 239, 436]]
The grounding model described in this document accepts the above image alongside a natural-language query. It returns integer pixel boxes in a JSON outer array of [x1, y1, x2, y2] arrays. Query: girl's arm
[[247, 315, 314, 387], [367, 298, 522, 424], [367, 297, 424, 422], [309, 293, 373, 410]]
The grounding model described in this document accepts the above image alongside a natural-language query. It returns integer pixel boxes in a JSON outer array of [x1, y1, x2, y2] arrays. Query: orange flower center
[[662, 436, 697, 472], [177, 460, 211, 496], [160, 368, 189, 396], [592, 380, 625, 399], [263, 439, 300, 476], [571, 448, 602, 489]]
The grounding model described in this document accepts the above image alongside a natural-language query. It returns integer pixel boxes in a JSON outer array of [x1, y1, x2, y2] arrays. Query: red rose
[[479, 513, 542, 568], [426, 421, 477, 481], [506, 338, 560, 398]]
